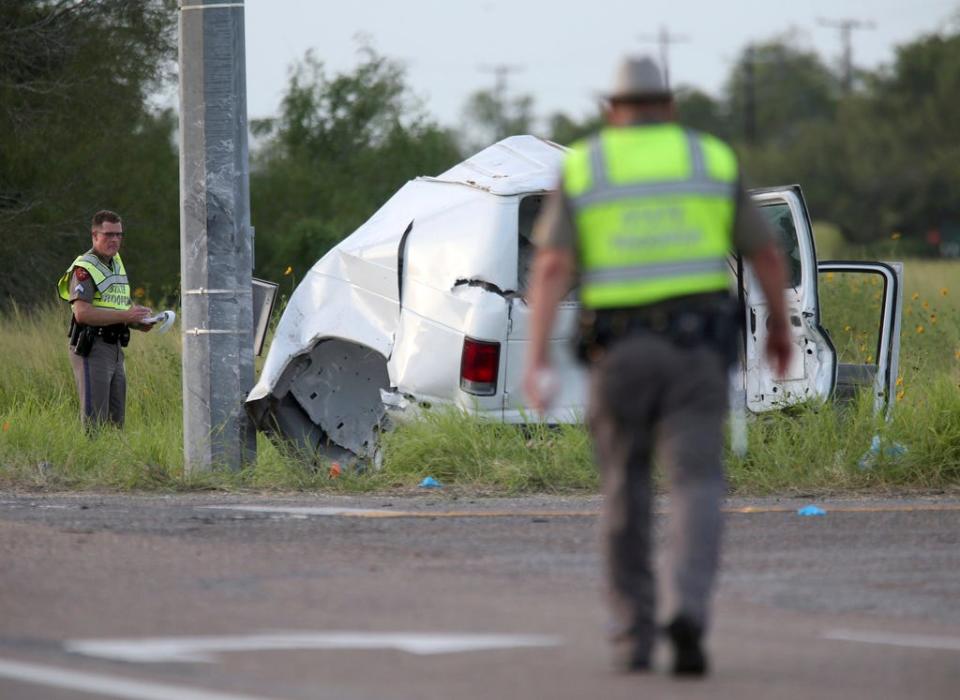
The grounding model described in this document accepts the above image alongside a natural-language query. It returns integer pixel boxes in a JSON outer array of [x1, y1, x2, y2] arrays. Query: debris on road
[[797, 505, 827, 516], [419, 476, 442, 489]]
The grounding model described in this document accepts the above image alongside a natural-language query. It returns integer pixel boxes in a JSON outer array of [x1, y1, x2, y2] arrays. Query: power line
[[817, 17, 876, 94], [637, 26, 690, 89]]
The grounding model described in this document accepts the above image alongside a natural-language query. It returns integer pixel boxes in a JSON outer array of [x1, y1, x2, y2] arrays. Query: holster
[[71, 322, 95, 357], [574, 293, 742, 367]]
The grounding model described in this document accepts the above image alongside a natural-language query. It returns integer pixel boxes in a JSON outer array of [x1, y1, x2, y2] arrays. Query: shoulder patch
[[74, 267, 90, 282]]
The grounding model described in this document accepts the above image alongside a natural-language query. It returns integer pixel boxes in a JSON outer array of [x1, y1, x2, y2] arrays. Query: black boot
[[612, 640, 652, 673], [665, 615, 708, 677]]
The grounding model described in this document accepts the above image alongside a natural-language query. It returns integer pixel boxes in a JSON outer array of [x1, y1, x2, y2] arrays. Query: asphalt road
[[1, 492, 958, 699]]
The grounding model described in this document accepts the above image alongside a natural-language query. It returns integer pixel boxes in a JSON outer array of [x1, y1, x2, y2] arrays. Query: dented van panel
[[246, 137, 902, 459]]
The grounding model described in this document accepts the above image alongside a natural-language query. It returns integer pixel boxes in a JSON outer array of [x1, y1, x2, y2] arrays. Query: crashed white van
[[246, 136, 903, 459]]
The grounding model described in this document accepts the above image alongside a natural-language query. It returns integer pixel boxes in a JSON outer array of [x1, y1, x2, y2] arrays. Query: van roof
[[422, 135, 567, 196]]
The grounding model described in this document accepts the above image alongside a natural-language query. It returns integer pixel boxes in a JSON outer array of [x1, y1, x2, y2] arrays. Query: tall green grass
[[1, 259, 957, 494]]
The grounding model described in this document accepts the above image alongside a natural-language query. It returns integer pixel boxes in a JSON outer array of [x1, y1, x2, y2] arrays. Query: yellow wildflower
[[844, 325, 852, 332], [896, 390, 905, 402], [912, 292, 920, 301], [866, 355, 873, 364], [134, 287, 145, 299], [896, 376, 903, 386], [916, 325, 925, 334], [940, 287, 948, 296], [891, 232, 901, 240], [283, 266, 293, 276], [826, 272, 835, 281], [922, 300, 930, 310]]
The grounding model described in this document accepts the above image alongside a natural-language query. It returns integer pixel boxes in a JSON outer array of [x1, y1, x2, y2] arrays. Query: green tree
[[250, 48, 463, 280], [460, 87, 536, 151], [856, 31, 960, 238], [546, 110, 602, 147], [0, 0, 179, 308], [731, 30, 960, 243], [725, 37, 838, 147], [675, 87, 730, 140]]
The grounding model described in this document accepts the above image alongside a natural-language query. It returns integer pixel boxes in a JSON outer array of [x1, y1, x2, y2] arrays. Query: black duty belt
[[94, 324, 130, 345], [575, 293, 742, 366]]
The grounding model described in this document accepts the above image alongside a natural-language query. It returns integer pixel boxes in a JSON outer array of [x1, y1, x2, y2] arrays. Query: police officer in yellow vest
[[57, 210, 154, 428], [524, 57, 792, 677]]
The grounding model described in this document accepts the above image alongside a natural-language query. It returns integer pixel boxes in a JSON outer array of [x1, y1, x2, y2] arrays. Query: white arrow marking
[[0, 658, 274, 700], [66, 632, 562, 663], [823, 629, 960, 652]]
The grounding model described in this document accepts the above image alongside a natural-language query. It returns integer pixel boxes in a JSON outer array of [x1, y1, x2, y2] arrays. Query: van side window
[[518, 195, 544, 291], [759, 202, 803, 288]]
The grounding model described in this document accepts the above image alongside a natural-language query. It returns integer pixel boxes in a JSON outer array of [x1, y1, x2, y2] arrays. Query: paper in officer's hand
[[143, 310, 176, 334]]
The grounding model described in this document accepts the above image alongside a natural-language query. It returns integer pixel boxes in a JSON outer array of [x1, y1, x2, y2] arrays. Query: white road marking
[[202, 505, 403, 517], [823, 629, 960, 652], [66, 631, 562, 663], [0, 658, 275, 700]]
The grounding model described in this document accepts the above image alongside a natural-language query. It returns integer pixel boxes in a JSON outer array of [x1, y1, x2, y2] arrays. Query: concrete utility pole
[[818, 17, 876, 94], [637, 26, 689, 89], [178, 0, 255, 472]]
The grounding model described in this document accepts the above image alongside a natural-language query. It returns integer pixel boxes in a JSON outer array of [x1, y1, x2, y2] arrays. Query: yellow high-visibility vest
[[563, 123, 737, 309], [57, 252, 132, 311]]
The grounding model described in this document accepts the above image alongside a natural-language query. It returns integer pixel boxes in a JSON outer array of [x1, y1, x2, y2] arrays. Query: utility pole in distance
[[478, 63, 523, 140], [478, 63, 523, 103], [178, 0, 256, 472], [637, 25, 689, 89], [818, 17, 875, 94], [743, 45, 757, 145]]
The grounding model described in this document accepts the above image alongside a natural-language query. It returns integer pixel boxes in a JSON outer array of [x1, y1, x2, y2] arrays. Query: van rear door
[[744, 187, 836, 412]]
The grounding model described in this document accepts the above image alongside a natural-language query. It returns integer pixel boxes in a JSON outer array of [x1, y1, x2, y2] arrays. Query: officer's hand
[[126, 305, 152, 325], [523, 362, 557, 415], [765, 318, 792, 378]]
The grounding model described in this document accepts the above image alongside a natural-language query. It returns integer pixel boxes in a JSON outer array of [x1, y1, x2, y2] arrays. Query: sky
[[243, 0, 958, 130]]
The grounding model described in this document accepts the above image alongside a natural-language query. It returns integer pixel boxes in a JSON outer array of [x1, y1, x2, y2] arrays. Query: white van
[[246, 136, 903, 458]]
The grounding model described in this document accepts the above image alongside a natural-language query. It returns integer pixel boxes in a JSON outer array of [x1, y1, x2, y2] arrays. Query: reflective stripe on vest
[[57, 252, 131, 310], [564, 124, 737, 309]]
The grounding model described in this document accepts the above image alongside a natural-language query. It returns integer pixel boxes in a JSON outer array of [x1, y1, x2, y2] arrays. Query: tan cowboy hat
[[605, 56, 672, 103]]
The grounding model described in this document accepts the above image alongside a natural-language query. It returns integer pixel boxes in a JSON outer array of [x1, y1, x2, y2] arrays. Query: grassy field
[[1, 258, 957, 494]]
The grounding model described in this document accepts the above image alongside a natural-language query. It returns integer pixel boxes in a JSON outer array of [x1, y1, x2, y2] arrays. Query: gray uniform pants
[[588, 332, 728, 651], [68, 338, 126, 428]]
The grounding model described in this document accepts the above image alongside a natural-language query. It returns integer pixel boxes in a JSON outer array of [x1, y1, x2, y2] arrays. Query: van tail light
[[460, 337, 500, 396]]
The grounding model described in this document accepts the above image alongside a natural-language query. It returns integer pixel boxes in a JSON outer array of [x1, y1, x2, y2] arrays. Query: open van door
[[744, 186, 837, 412], [817, 261, 904, 416]]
